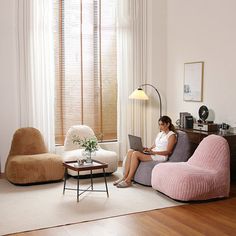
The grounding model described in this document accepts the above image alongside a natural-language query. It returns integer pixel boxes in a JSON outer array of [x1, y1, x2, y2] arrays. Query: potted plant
[[73, 136, 98, 163]]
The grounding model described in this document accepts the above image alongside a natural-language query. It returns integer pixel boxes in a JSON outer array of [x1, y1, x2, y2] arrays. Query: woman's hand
[[143, 147, 151, 152], [149, 150, 156, 155]]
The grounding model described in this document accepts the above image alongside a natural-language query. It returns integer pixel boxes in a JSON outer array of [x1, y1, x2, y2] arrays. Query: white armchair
[[62, 125, 118, 176]]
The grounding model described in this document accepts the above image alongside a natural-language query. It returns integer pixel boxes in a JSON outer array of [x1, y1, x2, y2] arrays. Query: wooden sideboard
[[178, 128, 236, 180]]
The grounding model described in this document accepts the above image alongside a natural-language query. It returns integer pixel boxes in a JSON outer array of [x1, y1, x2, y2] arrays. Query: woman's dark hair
[[158, 115, 176, 133]]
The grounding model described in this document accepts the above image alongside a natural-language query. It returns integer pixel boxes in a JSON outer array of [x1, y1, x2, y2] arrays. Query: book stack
[[180, 112, 191, 128]]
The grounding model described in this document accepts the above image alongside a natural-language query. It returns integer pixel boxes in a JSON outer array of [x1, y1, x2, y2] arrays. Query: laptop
[[128, 134, 151, 154]]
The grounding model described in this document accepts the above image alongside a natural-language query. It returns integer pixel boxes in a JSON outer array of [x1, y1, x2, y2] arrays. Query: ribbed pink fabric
[[151, 135, 230, 201]]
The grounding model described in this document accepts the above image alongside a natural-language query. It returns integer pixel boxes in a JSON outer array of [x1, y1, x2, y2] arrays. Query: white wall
[[146, 0, 167, 144], [0, 0, 19, 172], [166, 0, 236, 127]]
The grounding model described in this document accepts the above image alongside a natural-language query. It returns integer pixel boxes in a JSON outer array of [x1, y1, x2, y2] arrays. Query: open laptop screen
[[128, 134, 144, 152]]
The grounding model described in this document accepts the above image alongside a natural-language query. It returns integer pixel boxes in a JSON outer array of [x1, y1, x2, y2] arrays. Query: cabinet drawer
[[186, 132, 207, 144]]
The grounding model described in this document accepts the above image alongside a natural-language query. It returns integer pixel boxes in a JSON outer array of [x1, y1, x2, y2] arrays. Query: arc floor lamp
[[129, 83, 162, 118]]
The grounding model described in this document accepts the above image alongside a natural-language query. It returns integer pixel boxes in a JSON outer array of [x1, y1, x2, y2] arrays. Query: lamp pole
[[139, 83, 162, 118]]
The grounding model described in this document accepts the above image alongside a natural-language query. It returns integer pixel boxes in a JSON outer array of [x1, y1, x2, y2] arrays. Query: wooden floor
[[8, 180, 236, 236]]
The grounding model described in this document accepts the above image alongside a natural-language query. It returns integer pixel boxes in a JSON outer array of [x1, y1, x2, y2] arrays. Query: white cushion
[[63, 125, 118, 176], [64, 125, 97, 151]]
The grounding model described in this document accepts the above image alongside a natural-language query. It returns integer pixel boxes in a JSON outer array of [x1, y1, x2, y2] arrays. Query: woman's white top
[[151, 131, 176, 162]]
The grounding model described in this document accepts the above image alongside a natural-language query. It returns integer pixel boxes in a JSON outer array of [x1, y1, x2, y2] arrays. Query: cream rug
[[0, 169, 185, 235]]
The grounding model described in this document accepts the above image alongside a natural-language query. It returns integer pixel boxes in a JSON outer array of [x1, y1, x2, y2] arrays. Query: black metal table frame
[[63, 162, 109, 202]]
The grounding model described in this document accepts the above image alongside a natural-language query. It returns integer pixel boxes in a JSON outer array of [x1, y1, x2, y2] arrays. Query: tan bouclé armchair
[[5, 127, 64, 185]]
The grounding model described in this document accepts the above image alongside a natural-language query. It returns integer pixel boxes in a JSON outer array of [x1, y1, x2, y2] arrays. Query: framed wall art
[[183, 61, 204, 102]]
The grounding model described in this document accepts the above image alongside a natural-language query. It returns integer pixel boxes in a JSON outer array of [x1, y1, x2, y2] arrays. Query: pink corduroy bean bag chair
[[151, 134, 230, 201]]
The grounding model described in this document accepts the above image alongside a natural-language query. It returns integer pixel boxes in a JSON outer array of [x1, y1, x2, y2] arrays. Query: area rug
[[0, 169, 185, 235]]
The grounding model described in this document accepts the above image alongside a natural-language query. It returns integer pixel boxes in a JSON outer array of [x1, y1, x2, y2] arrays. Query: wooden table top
[[63, 160, 108, 172]]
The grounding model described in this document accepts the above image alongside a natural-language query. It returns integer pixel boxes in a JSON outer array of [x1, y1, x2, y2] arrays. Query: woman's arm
[[150, 134, 177, 156]]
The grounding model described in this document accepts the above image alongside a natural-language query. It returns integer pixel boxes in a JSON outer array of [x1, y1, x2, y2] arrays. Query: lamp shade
[[129, 88, 149, 100]]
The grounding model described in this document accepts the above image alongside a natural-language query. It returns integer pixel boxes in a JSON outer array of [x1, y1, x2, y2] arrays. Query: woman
[[114, 115, 177, 188]]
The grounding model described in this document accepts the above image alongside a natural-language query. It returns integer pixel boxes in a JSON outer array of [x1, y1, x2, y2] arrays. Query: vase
[[82, 150, 95, 163]]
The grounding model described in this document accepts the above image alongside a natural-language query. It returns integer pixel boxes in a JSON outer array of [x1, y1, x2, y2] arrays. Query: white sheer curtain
[[117, 0, 148, 159], [17, 0, 55, 151]]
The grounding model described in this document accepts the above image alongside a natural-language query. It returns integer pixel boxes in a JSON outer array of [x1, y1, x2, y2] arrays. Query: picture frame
[[183, 61, 204, 102]]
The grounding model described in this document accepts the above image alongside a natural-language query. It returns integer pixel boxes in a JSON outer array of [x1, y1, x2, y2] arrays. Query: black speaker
[[184, 115, 193, 129]]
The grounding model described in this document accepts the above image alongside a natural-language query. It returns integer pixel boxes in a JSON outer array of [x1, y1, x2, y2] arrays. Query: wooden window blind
[[54, 0, 117, 145]]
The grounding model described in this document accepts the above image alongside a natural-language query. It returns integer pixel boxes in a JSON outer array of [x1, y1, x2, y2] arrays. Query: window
[[54, 0, 117, 145]]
